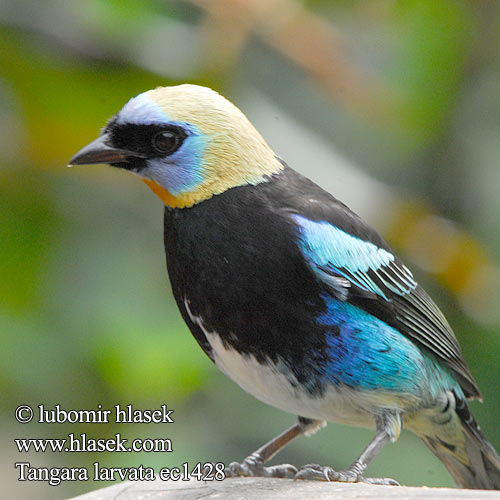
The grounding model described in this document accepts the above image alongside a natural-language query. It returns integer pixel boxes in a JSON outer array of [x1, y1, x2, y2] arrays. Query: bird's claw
[[294, 463, 399, 486], [361, 476, 400, 486], [295, 463, 359, 482], [225, 453, 297, 478]]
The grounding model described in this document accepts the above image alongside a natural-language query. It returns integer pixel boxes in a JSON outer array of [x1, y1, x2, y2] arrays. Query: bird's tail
[[414, 390, 500, 490]]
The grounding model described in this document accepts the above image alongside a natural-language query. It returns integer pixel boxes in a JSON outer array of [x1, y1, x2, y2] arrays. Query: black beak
[[69, 134, 145, 166]]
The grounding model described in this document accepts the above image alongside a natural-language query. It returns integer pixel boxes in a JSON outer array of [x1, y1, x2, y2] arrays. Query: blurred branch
[[186, 0, 406, 127], [383, 199, 500, 325], [403, 0, 500, 324]]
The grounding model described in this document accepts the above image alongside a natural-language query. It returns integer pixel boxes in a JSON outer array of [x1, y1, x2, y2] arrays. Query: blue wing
[[292, 215, 417, 301], [291, 213, 479, 398]]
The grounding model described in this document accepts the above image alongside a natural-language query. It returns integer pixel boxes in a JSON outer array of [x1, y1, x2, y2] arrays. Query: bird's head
[[69, 84, 283, 208]]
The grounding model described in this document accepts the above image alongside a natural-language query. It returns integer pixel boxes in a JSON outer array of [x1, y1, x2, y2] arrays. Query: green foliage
[[389, 0, 472, 144], [0, 170, 62, 312]]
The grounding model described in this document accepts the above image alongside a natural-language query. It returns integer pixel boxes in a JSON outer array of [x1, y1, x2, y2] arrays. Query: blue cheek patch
[[165, 132, 207, 195], [317, 297, 425, 393], [147, 130, 207, 196]]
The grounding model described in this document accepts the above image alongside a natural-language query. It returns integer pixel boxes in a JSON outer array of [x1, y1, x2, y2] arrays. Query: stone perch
[[70, 478, 500, 499]]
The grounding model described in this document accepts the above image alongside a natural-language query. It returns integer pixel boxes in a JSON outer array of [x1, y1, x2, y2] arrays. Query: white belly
[[207, 331, 379, 427], [183, 298, 412, 428]]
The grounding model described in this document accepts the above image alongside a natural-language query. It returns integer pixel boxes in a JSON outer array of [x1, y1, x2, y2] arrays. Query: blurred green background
[[2, 0, 500, 498]]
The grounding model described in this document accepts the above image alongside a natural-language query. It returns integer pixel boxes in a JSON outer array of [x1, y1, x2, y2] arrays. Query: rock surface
[[70, 477, 500, 499]]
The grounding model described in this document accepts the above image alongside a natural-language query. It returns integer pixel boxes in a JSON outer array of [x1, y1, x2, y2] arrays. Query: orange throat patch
[[143, 179, 187, 208]]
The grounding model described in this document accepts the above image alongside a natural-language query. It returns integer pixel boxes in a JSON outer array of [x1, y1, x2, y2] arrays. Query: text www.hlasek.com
[[15, 433, 172, 453]]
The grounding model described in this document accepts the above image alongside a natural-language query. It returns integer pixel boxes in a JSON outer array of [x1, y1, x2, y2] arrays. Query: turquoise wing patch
[[293, 215, 417, 301]]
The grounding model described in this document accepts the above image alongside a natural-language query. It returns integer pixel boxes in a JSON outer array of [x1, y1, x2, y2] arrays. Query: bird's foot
[[294, 463, 399, 486], [225, 453, 297, 478]]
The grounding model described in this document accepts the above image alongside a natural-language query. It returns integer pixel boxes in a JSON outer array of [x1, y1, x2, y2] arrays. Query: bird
[[70, 84, 500, 489]]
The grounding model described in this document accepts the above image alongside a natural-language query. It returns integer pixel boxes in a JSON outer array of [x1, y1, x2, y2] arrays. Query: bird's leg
[[295, 411, 400, 486], [226, 417, 325, 478]]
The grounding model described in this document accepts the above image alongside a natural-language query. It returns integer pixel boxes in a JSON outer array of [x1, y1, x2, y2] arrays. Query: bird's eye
[[152, 130, 183, 156]]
